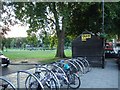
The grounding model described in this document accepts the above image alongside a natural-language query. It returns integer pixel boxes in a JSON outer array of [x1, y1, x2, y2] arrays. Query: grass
[[2, 49, 72, 63]]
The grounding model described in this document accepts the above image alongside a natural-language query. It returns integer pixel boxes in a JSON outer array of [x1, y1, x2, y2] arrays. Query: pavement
[[80, 59, 118, 88], [0, 59, 119, 89], [1, 64, 34, 75]]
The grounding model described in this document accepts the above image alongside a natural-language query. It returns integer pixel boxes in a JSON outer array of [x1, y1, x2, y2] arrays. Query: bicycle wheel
[[29, 79, 42, 90], [0, 83, 15, 90], [45, 78, 57, 90], [40, 66, 60, 89], [68, 73, 81, 89], [25, 70, 58, 90], [25, 74, 42, 90], [69, 59, 84, 75], [0, 77, 16, 90], [46, 64, 69, 88]]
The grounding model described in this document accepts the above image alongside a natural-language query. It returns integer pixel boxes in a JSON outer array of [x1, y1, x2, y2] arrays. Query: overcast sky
[[5, 24, 28, 38]]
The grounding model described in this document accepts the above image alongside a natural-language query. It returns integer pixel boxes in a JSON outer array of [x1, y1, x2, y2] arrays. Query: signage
[[81, 34, 91, 41]]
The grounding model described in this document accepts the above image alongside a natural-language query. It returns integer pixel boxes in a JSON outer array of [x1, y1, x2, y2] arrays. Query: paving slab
[[80, 59, 118, 88]]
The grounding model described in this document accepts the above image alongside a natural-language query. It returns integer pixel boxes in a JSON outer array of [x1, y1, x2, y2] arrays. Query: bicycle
[[25, 64, 60, 90], [67, 59, 84, 75], [56, 60, 81, 89], [45, 63, 70, 89]]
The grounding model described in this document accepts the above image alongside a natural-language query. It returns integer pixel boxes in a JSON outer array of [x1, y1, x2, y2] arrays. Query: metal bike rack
[[51, 64, 67, 77], [75, 58, 86, 74], [66, 60, 78, 74], [68, 59, 84, 74], [17, 70, 44, 90], [51, 64, 70, 87], [0, 77, 16, 90], [46, 63, 69, 85], [37, 66, 61, 89]]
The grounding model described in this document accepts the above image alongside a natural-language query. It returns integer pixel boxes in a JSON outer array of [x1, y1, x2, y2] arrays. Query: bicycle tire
[[0, 77, 16, 90], [46, 64, 69, 88], [25, 74, 42, 90], [45, 78, 57, 90], [68, 73, 81, 89], [25, 71, 57, 90], [69, 59, 84, 74]]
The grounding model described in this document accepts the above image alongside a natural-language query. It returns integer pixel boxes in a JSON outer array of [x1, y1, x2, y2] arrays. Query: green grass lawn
[[2, 49, 72, 63]]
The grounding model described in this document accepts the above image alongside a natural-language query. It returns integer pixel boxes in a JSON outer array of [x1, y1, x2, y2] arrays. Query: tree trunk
[[55, 30, 66, 58], [118, 34, 120, 42], [52, 3, 66, 58]]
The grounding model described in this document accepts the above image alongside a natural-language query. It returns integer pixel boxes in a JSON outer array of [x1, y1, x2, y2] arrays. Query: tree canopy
[[1, 2, 120, 56]]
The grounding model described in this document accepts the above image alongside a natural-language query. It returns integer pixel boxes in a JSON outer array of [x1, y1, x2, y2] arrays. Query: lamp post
[[102, 0, 105, 69]]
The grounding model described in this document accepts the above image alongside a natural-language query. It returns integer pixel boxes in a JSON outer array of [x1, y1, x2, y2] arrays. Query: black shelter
[[72, 31, 105, 68]]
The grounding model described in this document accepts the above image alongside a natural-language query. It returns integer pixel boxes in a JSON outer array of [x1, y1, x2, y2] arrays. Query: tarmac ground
[[0, 58, 119, 89]]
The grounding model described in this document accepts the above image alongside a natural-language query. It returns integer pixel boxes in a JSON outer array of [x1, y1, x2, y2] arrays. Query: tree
[[109, 2, 120, 40], [67, 2, 120, 41], [27, 33, 38, 47], [3, 2, 120, 55], [0, 4, 10, 51], [67, 3, 102, 37], [49, 35, 57, 49], [0, 2, 20, 51], [0, 25, 10, 51], [8, 2, 74, 58]]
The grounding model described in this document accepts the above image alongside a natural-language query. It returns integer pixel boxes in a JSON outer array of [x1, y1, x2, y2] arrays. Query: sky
[[5, 24, 28, 38]]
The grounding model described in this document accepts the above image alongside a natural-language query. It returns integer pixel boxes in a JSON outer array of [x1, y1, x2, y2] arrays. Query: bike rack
[[47, 63, 69, 81], [51, 64, 67, 77], [77, 57, 92, 72], [17, 70, 44, 90], [37, 66, 61, 89], [1, 58, 90, 89], [0, 76, 16, 90], [75, 58, 86, 74], [51, 63, 70, 86], [66, 60, 78, 74], [68, 59, 84, 74]]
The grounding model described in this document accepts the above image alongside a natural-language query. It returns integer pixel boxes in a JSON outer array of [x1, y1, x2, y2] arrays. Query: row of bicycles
[[0, 57, 92, 90]]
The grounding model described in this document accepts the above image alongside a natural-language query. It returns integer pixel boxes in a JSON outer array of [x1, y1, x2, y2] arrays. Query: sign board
[[81, 34, 91, 41]]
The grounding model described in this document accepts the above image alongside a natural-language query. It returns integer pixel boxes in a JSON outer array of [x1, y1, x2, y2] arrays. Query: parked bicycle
[[0, 56, 92, 90], [45, 63, 70, 89], [67, 59, 84, 75], [25, 64, 60, 90], [55, 60, 81, 89]]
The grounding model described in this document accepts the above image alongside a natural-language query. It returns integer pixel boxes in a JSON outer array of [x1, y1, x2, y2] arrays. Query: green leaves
[[3, 2, 120, 47], [99, 32, 108, 39]]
